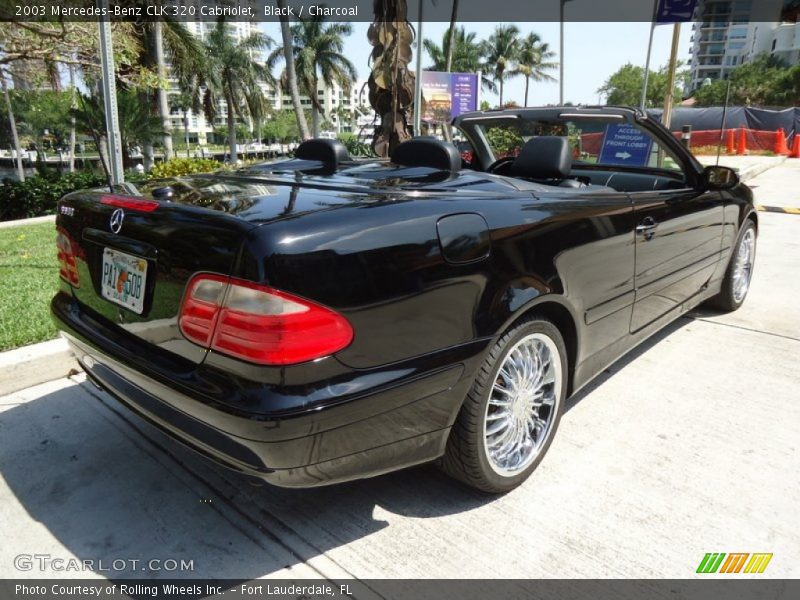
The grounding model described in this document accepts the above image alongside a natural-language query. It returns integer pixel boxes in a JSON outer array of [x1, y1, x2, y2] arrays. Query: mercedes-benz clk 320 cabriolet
[[51, 106, 757, 493]]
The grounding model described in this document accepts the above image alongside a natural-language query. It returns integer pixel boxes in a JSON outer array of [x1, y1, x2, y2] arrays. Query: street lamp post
[[413, 0, 424, 137], [559, 0, 573, 105]]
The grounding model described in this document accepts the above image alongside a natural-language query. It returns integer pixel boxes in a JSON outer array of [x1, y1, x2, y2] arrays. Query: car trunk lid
[[56, 190, 256, 365]]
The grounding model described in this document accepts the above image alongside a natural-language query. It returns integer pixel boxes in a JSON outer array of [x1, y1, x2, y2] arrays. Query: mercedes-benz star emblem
[[109, 208, 125, 234]]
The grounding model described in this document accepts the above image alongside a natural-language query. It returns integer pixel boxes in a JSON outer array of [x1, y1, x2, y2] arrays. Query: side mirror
[[702, 165, 739, 190]]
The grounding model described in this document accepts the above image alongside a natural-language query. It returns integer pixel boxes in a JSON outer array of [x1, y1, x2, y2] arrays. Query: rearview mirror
[[702, 165, 739, 190]]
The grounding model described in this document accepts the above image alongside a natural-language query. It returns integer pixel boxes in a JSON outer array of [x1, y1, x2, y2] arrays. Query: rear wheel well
[[513, 301, 578, 396]]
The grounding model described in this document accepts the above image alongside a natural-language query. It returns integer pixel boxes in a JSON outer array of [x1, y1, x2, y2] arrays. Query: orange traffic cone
[[725, 129, 735, 154], [774, 128, 790, 155], [737, 128, 747, 155], [790, 134, 800, 159]]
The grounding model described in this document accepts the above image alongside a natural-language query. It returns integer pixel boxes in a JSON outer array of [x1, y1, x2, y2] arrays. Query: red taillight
[[56, 229, 80, 287], [100, 195, 159, 212], [179, 275, 353, 365]]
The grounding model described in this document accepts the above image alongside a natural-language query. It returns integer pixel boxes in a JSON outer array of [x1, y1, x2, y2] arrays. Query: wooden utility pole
[[661, 23, 682, 130]]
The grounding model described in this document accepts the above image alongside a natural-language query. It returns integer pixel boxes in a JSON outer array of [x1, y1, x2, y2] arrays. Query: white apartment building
[[688, 0, 798, 91]]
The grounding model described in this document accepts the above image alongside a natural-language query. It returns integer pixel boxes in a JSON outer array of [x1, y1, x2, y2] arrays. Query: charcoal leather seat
[[391, 137, 461, 172], [295, 138, 351, 169], [510, 136, 585, 188]]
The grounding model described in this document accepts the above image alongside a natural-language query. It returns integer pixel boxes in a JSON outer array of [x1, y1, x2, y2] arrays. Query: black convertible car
[[51, 106, 757, 492]]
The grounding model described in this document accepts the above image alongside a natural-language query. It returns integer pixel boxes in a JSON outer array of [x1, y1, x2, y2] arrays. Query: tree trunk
[[499, 78, 504, 107], [524, 76, 530, 107], [68, 63, 76, 173], [1, 75, 25, 182], [312, 105, 321, 138], [445, 0, 459, 73], [226, 96, 237, 163], [143, 144, 155, 170], [154, 21, 174, 160], [184, 110, 190, 158], [278, 0, 310, 140], [96, 135, 112, 187], [368, 1, 414, 157]]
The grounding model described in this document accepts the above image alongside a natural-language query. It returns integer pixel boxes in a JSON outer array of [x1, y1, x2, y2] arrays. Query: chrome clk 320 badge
[[59, 205, 75, 217]]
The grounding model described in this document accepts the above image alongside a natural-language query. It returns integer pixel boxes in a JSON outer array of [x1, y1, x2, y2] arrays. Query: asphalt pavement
[[1, 162, 798, 580]]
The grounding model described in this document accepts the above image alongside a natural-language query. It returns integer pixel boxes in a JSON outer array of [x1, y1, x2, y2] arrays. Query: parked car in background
[[51, 106, 757, 492]]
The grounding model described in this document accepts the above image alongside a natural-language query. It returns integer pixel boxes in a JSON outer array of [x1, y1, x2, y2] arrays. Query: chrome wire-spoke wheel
[[732, 228, 755, 303], [483, 332, 562, 476]]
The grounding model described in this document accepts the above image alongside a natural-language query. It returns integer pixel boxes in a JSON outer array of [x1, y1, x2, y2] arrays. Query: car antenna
[[716, 79, 732, 167]]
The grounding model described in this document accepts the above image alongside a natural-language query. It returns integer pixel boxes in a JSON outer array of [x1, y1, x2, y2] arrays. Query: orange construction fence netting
[[581, 128, 798, 157]]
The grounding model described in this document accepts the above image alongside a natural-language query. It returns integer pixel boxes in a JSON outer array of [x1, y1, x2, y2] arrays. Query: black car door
[[628, 134, 724, 332]]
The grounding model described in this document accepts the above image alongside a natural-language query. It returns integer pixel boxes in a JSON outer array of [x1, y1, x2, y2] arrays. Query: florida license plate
[[101, 248, 147, 314]]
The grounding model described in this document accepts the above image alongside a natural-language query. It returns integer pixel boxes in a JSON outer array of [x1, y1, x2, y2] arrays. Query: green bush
[[485, 127, 523, 158], [337, 132, 372, 157], [0, 171, 106, 222], [148, 157, 222, 179]]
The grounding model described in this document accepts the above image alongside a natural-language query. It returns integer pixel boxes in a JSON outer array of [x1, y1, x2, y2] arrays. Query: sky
[[261, 21, 693, 107]]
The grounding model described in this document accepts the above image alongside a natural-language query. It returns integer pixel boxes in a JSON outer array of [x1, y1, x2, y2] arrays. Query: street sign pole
[[98, 0, 124, 187], [640, 25, 656, 110]]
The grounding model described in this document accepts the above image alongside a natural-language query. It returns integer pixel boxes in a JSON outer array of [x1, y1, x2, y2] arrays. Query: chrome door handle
[[636, 217, 658, 240]]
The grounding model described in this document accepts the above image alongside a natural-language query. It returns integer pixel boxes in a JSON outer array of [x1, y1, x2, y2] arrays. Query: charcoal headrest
[[295, 138, 351, 168], [510, 136, 572, 180], [390, 137, 461, 172]]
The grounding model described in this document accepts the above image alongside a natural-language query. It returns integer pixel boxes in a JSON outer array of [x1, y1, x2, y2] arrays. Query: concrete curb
[[738, 156, 788, 181], [0, 214, 56, 229], [0, 337, 78, 397]]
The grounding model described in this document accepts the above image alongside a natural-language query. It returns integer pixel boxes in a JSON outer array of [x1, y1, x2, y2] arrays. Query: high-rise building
[[687, 0, 797, 92]]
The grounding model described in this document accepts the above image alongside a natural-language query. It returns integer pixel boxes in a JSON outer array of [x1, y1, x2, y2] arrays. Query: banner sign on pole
[[655, 0, 698, 24], [599, 124, 654, 166], [420, 72, 479, 123]]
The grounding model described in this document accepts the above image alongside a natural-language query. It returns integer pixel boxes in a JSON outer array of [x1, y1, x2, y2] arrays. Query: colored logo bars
[[696, 553, 773, 574]]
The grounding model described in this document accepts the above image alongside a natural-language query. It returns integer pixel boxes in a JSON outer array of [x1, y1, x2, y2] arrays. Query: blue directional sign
[[655, 0, 698, 24], [598, 124, 654, 167]]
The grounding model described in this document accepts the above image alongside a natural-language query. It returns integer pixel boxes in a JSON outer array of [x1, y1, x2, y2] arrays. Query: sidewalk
[[0, 214, 55, 229], [695, 154, 789, 181]]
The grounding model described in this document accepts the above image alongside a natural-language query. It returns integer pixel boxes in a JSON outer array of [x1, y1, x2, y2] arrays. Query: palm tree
[[116, 91, 168, 168], [127, 15, 205, 162], [276, 0, 310, 140], [170, 92, 194, 158], [367, 1, 415, 156], [481, 24, 521, 106], [1, 70, 25, 181], [269, 15, 356, 138], [423, 27, 495, 93], [71, 91, 165, 182], [511, 33, 558, 107], [201, 20, 275, 163], [444, 0, 459, 73]]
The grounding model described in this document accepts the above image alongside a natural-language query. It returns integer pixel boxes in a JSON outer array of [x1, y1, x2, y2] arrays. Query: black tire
[[441, 317, 568, 493], [706, 220, 757, 312]]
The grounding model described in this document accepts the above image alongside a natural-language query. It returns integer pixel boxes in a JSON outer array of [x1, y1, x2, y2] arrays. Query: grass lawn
[[0, 221, 59, 352]]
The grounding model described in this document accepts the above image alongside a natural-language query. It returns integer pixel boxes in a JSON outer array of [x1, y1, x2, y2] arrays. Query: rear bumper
[[51, 292, 483, 487]]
